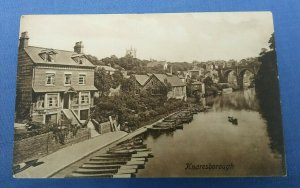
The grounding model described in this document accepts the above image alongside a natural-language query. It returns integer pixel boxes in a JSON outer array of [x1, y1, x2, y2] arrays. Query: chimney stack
[[74, 41, 84, 54], [19, 31, 29, 49]]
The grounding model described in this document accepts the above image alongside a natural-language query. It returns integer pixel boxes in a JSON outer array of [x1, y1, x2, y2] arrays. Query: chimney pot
[[74, 41, 84, 54], [19, 31, 29, 49]]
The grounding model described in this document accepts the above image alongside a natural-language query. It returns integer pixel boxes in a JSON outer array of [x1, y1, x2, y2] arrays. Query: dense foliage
[[93, 78, 186, 132], [255, 33, 284, 156]]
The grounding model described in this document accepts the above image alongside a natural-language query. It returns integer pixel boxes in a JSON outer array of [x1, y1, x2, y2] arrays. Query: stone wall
[[99, 121, 114, 134], [13, 128, 91, 164]]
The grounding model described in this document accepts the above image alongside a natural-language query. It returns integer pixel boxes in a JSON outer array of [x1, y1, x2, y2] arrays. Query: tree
[[255, 32, 284, 156], [120, 77, 135, 94], [85, 54, 105, 66], [111, 70, 124, 89], [94, 68, 112, 97], [186, 78, 193, 97], [269, 33, 275, 50], [203, 76, 213, 87]]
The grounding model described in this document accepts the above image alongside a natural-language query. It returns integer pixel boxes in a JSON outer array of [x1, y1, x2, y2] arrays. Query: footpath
[[14, 111, 176, 178], [14, 131, 128, 178]]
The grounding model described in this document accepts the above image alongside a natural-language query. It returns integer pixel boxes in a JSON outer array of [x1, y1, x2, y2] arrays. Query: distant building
[[131, 73, 187, 100], [178, 75, 186, 83], [96, 65, 116, 75], [125, 47, 136, 58], [188, 66, 204, 80], [152, 74, 187, 100], [131, 74, 150, 94], [191, 81, 203, 93], [16, 32, 97, 125]]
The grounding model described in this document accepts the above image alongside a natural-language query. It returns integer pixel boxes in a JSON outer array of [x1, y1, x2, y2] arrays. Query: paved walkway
[[14, 131, 128, 178], [14, 111, 178, 178]]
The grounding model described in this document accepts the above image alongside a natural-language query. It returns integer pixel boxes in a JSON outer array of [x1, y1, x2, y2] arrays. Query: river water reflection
[[136, 89, 285, 177]]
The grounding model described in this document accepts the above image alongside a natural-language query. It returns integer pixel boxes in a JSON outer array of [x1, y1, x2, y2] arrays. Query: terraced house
[[132, 73, 187, 100], [16, 32, 97, 125]]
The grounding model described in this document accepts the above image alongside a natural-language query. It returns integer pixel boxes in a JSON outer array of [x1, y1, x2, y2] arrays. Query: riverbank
[[14, 131, 128, 178], [14, 110, 179, 178], [51, 110, 181, 178]]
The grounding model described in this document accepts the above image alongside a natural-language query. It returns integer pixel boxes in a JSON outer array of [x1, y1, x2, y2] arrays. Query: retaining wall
[[13, 128, 91, 164]]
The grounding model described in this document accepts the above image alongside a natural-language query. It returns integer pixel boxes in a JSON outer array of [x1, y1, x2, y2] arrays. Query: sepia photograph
[[13, 12, 285, 178]]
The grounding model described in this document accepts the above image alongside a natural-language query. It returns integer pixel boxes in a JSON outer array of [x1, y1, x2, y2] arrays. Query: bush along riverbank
[[92, 91, 204, 133]]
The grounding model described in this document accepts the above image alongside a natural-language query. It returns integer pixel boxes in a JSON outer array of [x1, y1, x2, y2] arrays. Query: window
[[72, 56, 85, 64], [79, 74, 86, 85], [80, 92, 89, 104], [151, 89, 158, 95], [46, 54, 54, 62], [71, 93, 79, 105], [64, 74, 72, 85], [39, 52, 56, 62], [47, 94, 58, 108], [46, 73, 55, 85], [36, 95, 45, 109]]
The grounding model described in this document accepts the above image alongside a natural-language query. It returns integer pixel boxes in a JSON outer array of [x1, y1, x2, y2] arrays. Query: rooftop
[[153, 74, 186, 87], [24, 46, 95, 68], [133, 74, 150, 86]]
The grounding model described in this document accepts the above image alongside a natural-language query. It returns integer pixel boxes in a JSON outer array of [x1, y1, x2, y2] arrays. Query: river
[[136, 89, 285, 177]]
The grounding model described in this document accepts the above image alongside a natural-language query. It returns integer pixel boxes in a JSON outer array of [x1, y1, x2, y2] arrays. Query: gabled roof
[[153, 74, 186, 87], [24, 46, 95, 68], [133, 74, 150, 86]]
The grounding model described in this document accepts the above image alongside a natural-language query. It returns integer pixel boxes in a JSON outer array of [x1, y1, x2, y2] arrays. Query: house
[[152, 74, 187, 100], [178, 75, 186, 83], [132, 73, 187, 100], [132, 74, 151, 94], [96, 65, 116, 75], [15, 32, 97, 125], [191, 81, 205, 95], [187, 65, 204, 80]]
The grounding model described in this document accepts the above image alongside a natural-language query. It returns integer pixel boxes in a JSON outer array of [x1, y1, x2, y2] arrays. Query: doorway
[[63, 93, 69, 109]]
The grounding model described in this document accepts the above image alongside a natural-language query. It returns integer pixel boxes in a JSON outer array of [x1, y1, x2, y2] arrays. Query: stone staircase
[[61, 109, 81, 126]]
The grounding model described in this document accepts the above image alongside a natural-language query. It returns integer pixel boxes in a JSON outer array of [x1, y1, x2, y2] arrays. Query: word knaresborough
[[185, 163, 234, 171]]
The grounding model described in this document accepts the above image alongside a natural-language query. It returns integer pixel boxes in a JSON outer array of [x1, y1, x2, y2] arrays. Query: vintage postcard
[[13, 12, 285, 178]]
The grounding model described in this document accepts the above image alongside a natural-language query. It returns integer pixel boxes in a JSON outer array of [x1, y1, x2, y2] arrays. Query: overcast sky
[[20, 12, 274, 62]]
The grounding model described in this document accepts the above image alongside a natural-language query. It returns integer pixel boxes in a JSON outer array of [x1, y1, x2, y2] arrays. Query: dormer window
[[39, 50, 57, 62], [71, 54, 85, 64], [46, 54, 54, 62]]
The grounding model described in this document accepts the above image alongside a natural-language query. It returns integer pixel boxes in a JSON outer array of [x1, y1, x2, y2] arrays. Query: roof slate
[[24, 46, 95, 68], [153, 74, 186, 87], [134, 74, 150, 86]]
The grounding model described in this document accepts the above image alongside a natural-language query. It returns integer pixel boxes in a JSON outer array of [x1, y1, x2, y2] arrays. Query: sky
[[20, 12, 274, 62]]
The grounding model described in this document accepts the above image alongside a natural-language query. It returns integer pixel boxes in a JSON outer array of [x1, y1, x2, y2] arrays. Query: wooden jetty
[[69, 172, 133, 178], [81, 164, 139, 169], [67, 108, 199, 178], [67, 135, 152, 178]]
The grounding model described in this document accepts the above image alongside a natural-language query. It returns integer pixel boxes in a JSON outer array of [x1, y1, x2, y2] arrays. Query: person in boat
[[228, 116, 238, 125]]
